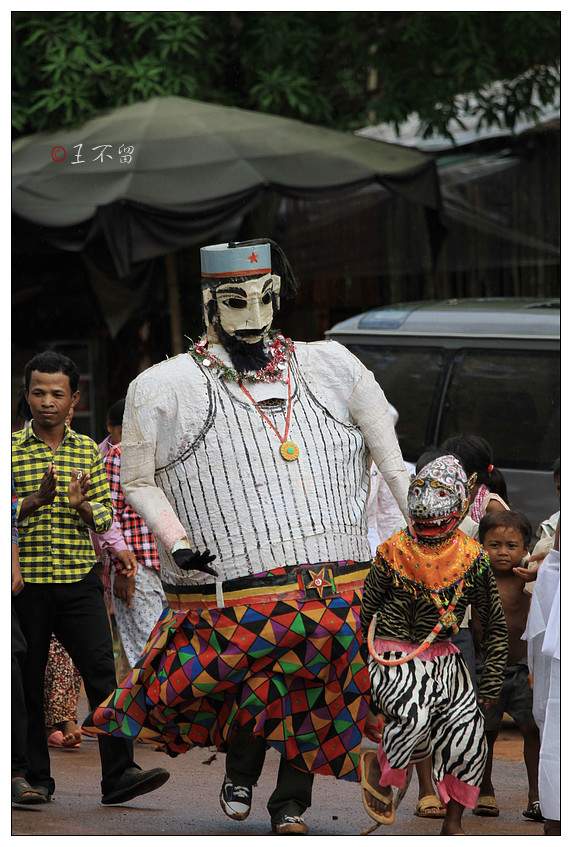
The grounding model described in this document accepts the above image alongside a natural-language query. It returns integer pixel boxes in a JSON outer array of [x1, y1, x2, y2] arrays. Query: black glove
[[172, 547, 218, 578]]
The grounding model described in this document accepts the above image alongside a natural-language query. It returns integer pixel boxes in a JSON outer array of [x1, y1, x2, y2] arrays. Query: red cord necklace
[[238, 364, 299, 462]]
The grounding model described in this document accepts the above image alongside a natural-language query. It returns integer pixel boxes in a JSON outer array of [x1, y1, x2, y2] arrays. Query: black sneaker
[[219, 774, 252, 820], [271, 814, 309, 835], [101, 766, 170, 805]]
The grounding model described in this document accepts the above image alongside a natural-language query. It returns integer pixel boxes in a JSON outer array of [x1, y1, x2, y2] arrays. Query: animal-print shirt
[[360, 551, 508, 700]]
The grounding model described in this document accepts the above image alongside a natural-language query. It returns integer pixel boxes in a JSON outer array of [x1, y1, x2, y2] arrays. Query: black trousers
[[12, 599, 29, 778], [13, 569, 135, 796], [226, 728, 314, 820]]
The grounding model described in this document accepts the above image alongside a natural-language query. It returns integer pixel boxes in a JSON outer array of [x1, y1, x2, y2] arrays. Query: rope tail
[[367, 613, 436, 666]]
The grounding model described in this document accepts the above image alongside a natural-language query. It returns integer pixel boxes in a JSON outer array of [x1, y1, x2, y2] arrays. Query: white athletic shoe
[[219, 774, 252, 820]]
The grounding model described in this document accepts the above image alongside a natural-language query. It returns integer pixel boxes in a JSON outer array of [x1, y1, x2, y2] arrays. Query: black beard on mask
[[215, 321, 272, 372]]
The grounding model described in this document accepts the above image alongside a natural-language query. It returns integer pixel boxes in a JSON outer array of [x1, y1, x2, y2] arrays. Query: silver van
[[326, 298, 560, 531]]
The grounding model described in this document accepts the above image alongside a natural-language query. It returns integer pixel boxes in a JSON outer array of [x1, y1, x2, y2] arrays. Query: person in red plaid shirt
[[102, 399, 168, 669]]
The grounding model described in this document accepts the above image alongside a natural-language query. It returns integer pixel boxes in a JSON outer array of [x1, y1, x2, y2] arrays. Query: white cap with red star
[[200, 242, 271, 278]]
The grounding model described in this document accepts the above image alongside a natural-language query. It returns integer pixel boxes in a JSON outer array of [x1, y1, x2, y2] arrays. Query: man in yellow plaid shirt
[[12, 350, 169, 805]]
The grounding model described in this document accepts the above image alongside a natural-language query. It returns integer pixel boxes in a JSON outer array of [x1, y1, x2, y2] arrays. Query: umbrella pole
[[165, 252, 184, 355]]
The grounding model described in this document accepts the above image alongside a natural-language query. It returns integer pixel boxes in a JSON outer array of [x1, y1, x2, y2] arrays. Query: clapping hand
[[37, 462, 58, 506], [67, 467, 90, 510]]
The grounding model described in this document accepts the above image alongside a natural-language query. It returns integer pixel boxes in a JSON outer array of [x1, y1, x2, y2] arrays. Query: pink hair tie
[[487, 464, 494, 473]]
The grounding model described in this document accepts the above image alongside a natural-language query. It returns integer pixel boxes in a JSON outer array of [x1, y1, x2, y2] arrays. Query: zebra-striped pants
[[367, 639, 487, 808]]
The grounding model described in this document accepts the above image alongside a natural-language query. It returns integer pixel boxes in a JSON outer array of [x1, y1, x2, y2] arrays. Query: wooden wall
[[276, 128, 560, 341]]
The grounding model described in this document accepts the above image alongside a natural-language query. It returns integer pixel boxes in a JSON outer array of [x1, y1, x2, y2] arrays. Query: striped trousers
[[367, 639, 487, 808]]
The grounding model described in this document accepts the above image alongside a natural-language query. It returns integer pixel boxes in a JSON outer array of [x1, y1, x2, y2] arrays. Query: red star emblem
[[306, 567, 333, 598], [248, 251, 259, 264]]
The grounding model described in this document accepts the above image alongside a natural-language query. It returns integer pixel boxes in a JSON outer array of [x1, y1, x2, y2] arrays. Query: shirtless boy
[[474, 509, 543, 822]]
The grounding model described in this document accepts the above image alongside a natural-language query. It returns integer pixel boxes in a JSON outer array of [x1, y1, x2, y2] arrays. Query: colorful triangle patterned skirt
[[82, 588, 370, 782]]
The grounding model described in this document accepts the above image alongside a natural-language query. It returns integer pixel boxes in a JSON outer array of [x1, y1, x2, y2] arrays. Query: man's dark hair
[[553, 457, 560, 479], [107, 399, 125, 427], [478, 509, 532, 549], [24, 350, 80, 394]]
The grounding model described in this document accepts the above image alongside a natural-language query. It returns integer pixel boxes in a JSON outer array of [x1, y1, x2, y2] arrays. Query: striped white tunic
[[120, 340, 410, 586]]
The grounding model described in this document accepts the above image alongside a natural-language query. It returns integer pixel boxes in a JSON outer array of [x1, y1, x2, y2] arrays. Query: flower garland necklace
[[189, 332, 300, 461], [189, 333, 294, 384]]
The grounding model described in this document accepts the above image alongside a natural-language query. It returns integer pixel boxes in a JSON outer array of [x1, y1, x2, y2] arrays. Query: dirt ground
[[12, 701, 548, 838]]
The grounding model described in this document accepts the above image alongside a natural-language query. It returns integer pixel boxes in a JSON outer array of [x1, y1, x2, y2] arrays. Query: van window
[[349, 345, 446, 462], [438, 350, 560, 471]]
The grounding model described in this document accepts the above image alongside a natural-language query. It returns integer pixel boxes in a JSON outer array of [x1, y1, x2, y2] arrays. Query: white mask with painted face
[[204, 273, 281, 345]]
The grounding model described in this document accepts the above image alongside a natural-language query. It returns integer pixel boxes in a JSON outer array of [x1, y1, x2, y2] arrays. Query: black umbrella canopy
[[12, 96, 442, 277]]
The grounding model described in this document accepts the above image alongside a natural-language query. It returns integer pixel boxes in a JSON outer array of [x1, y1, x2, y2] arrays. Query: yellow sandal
[[360, 750, 395, 825]]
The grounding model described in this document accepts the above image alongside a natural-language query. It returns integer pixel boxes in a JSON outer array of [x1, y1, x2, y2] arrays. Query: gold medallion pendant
[[238, 363, 301, 464], [279, 441, 299, 462]]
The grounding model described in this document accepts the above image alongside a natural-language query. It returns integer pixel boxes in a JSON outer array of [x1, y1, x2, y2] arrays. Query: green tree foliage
[[12, 11, 228, 136], [12, 11, 560, 140], [365, 12, 560, 138]]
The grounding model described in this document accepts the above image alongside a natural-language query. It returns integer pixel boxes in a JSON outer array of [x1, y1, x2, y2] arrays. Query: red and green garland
[[189, 333, 294, 383]]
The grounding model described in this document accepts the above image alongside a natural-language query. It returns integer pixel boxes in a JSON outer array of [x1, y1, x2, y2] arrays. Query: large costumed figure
[[83, 239, 411, 834], [359, 455, 508, 835]]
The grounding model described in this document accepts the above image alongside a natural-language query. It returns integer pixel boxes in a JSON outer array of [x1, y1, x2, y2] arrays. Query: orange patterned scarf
[[375, 528, 488, 601]]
